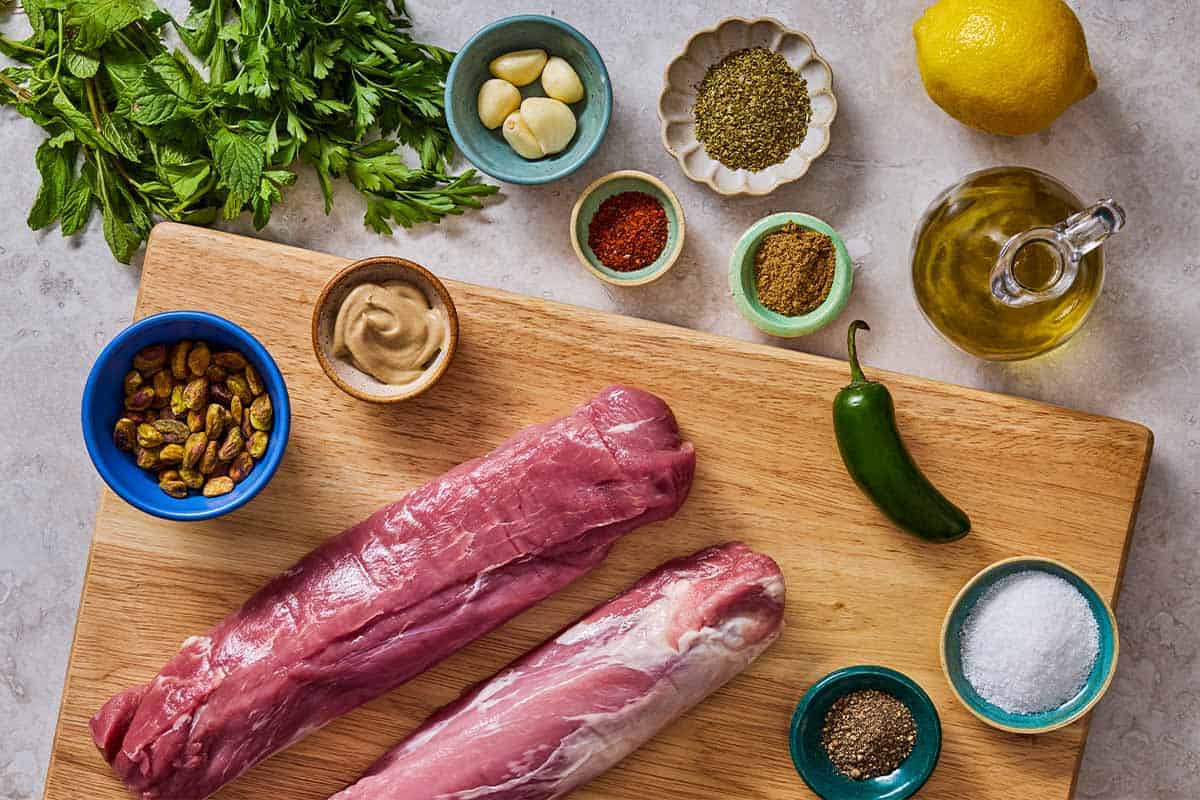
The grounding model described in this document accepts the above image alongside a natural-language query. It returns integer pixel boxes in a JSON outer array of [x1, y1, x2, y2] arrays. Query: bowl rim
[[657, 15, 838, 196], [569, 169, 687, 287], [789, 664, 942, 800], [311, 256, 460, 404], [445, 14, 613, 186], [939, 555, 1120, 734], [81, 310, 291, 522], [728, 212, 852, 337]]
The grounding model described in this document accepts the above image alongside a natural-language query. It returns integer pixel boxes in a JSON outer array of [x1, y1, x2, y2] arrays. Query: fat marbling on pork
[[330, 541, 785, 800], [90, 385, 695, 800]]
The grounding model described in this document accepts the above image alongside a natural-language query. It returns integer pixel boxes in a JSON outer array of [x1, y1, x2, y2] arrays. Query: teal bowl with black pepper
[[729, 212, 852, 337], [940, 556, 1119, 735], [789, 665, 941, 800]]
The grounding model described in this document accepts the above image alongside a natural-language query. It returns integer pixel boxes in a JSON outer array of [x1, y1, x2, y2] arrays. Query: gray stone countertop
[[1, 1, 1197, 798]]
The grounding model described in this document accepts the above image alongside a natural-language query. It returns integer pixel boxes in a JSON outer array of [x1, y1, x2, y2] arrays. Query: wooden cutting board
[[45, 223, 1152, 800]]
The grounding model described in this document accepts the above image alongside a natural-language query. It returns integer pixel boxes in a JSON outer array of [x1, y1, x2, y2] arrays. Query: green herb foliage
[[0, 0, 497, 262]]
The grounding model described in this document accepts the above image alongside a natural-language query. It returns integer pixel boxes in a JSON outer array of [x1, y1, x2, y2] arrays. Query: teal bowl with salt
[[789, 665, 941, 800], [940, 556, 1119, 734]]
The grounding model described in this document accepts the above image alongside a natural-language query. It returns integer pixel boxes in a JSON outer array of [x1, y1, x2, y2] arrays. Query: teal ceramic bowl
[[570, 170, 685, 286], [729, 212, 852, 337], [941, 556, 1119, 734], [445, 15, 612, 185], [790, 665, 941, 800]]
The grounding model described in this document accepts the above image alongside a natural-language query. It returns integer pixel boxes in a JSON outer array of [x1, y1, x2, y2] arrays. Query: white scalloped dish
[[658, 18, 837, 196]]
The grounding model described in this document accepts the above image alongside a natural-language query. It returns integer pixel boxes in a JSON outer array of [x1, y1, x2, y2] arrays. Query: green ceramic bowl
[[790, 666, 941, 800], [445, 15, 612, 185], [941, 556, 1119, 734], [569, 170, 685, 286], [729, 212, 852, 337]]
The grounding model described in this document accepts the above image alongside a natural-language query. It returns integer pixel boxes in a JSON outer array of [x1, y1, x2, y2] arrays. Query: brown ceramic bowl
[[312, 256, 459, 403]]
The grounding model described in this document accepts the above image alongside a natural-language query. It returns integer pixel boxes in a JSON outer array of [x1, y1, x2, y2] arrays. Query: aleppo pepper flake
[[587, 191, 669, 272]]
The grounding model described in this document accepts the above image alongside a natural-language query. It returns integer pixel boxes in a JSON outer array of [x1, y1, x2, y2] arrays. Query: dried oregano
[[693, 47, 812, 172]]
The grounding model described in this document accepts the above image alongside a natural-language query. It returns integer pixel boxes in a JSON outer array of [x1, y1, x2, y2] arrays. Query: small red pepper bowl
[[570, 170, 686, 287]]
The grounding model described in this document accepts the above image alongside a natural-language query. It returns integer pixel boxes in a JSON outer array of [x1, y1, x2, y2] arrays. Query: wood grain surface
[[44, 223, 1152, 800]]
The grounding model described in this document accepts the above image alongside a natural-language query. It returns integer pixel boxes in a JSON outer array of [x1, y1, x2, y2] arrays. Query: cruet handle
[[990, 199, 1126, 308]]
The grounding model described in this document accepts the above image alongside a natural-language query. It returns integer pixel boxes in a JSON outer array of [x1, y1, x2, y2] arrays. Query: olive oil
[[912, 168, 1106, 361]]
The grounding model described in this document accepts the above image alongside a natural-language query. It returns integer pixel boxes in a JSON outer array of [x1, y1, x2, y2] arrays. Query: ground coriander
[[821, 689, 916, 781], [693, 47, 812, 172], [753, 222, 836, 316]]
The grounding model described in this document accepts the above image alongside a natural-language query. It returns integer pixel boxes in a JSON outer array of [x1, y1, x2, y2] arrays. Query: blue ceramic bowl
[[82, 311, 291, 521], [790, 665, 941, 800], [941, 556, 1119, 734], [445, 15, 612, 184]]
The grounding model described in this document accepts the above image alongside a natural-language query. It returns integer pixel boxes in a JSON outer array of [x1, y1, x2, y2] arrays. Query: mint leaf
[[51, 91, 116, 155], [102, 115, 141, 161], [27, 140, 72, 230], [64, 50, 100, 79], [212, 128, 264, 205], [60, 174, 94, 236], [67, 0, 143, 51], [146, 53, 200, 101], [160, 160, 211, 202]]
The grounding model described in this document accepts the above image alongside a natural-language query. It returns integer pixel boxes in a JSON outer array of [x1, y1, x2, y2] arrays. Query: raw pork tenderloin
[[91, 386, 695, 800], [330, 541, 785, 800]]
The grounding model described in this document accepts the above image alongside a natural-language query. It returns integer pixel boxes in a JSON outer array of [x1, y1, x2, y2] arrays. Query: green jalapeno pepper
[[833, 320, 970, 543]]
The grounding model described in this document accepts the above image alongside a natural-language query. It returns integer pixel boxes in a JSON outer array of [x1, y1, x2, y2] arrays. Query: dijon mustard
[[332, 281, 447, 385]]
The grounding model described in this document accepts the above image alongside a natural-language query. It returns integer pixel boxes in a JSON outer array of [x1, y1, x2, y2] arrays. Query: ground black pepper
[[821, 689, 916, 780]]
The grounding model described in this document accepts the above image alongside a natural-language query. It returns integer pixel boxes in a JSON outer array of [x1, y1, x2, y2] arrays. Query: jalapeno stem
[[847, 320, 871, 384]]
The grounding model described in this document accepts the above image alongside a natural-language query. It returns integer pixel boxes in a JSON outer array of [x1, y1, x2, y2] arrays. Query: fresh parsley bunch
[[0, 0, 497, 263]]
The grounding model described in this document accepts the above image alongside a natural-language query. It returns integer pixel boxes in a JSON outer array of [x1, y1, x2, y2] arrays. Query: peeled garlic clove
[[502, 111, 545, 159], [489, 49, 548, 87], [477, 78, 521, 129], [520, 97, 577, 156], [541, 56, 584, 104]]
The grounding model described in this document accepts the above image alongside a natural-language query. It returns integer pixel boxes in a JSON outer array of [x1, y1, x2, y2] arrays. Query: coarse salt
[[959, 570, 1099, 714]]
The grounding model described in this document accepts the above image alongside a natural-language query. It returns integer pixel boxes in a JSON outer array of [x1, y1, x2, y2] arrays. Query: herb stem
[[0, 71, 32, 102], [0, 35, 44, 56]]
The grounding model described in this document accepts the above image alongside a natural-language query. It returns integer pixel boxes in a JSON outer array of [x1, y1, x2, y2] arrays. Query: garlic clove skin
[[477, 78, 521, 129], [540, 56, 585, 104], [520, 97, 577, 155], [489, 49, 548, 87], [502, 111, 545, 159]]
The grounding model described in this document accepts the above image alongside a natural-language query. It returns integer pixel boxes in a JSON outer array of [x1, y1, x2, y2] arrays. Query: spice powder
[[587, 191, 669, 272], [821, 689, 916, 781], [753, 222, 836, 316]]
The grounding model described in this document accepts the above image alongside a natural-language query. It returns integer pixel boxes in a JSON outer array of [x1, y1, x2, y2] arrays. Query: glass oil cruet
[[911, 167, 1126, 361]]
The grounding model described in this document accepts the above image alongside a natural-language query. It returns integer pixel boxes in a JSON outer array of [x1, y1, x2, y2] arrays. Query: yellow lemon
[[913, 0, 1097, 136]]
